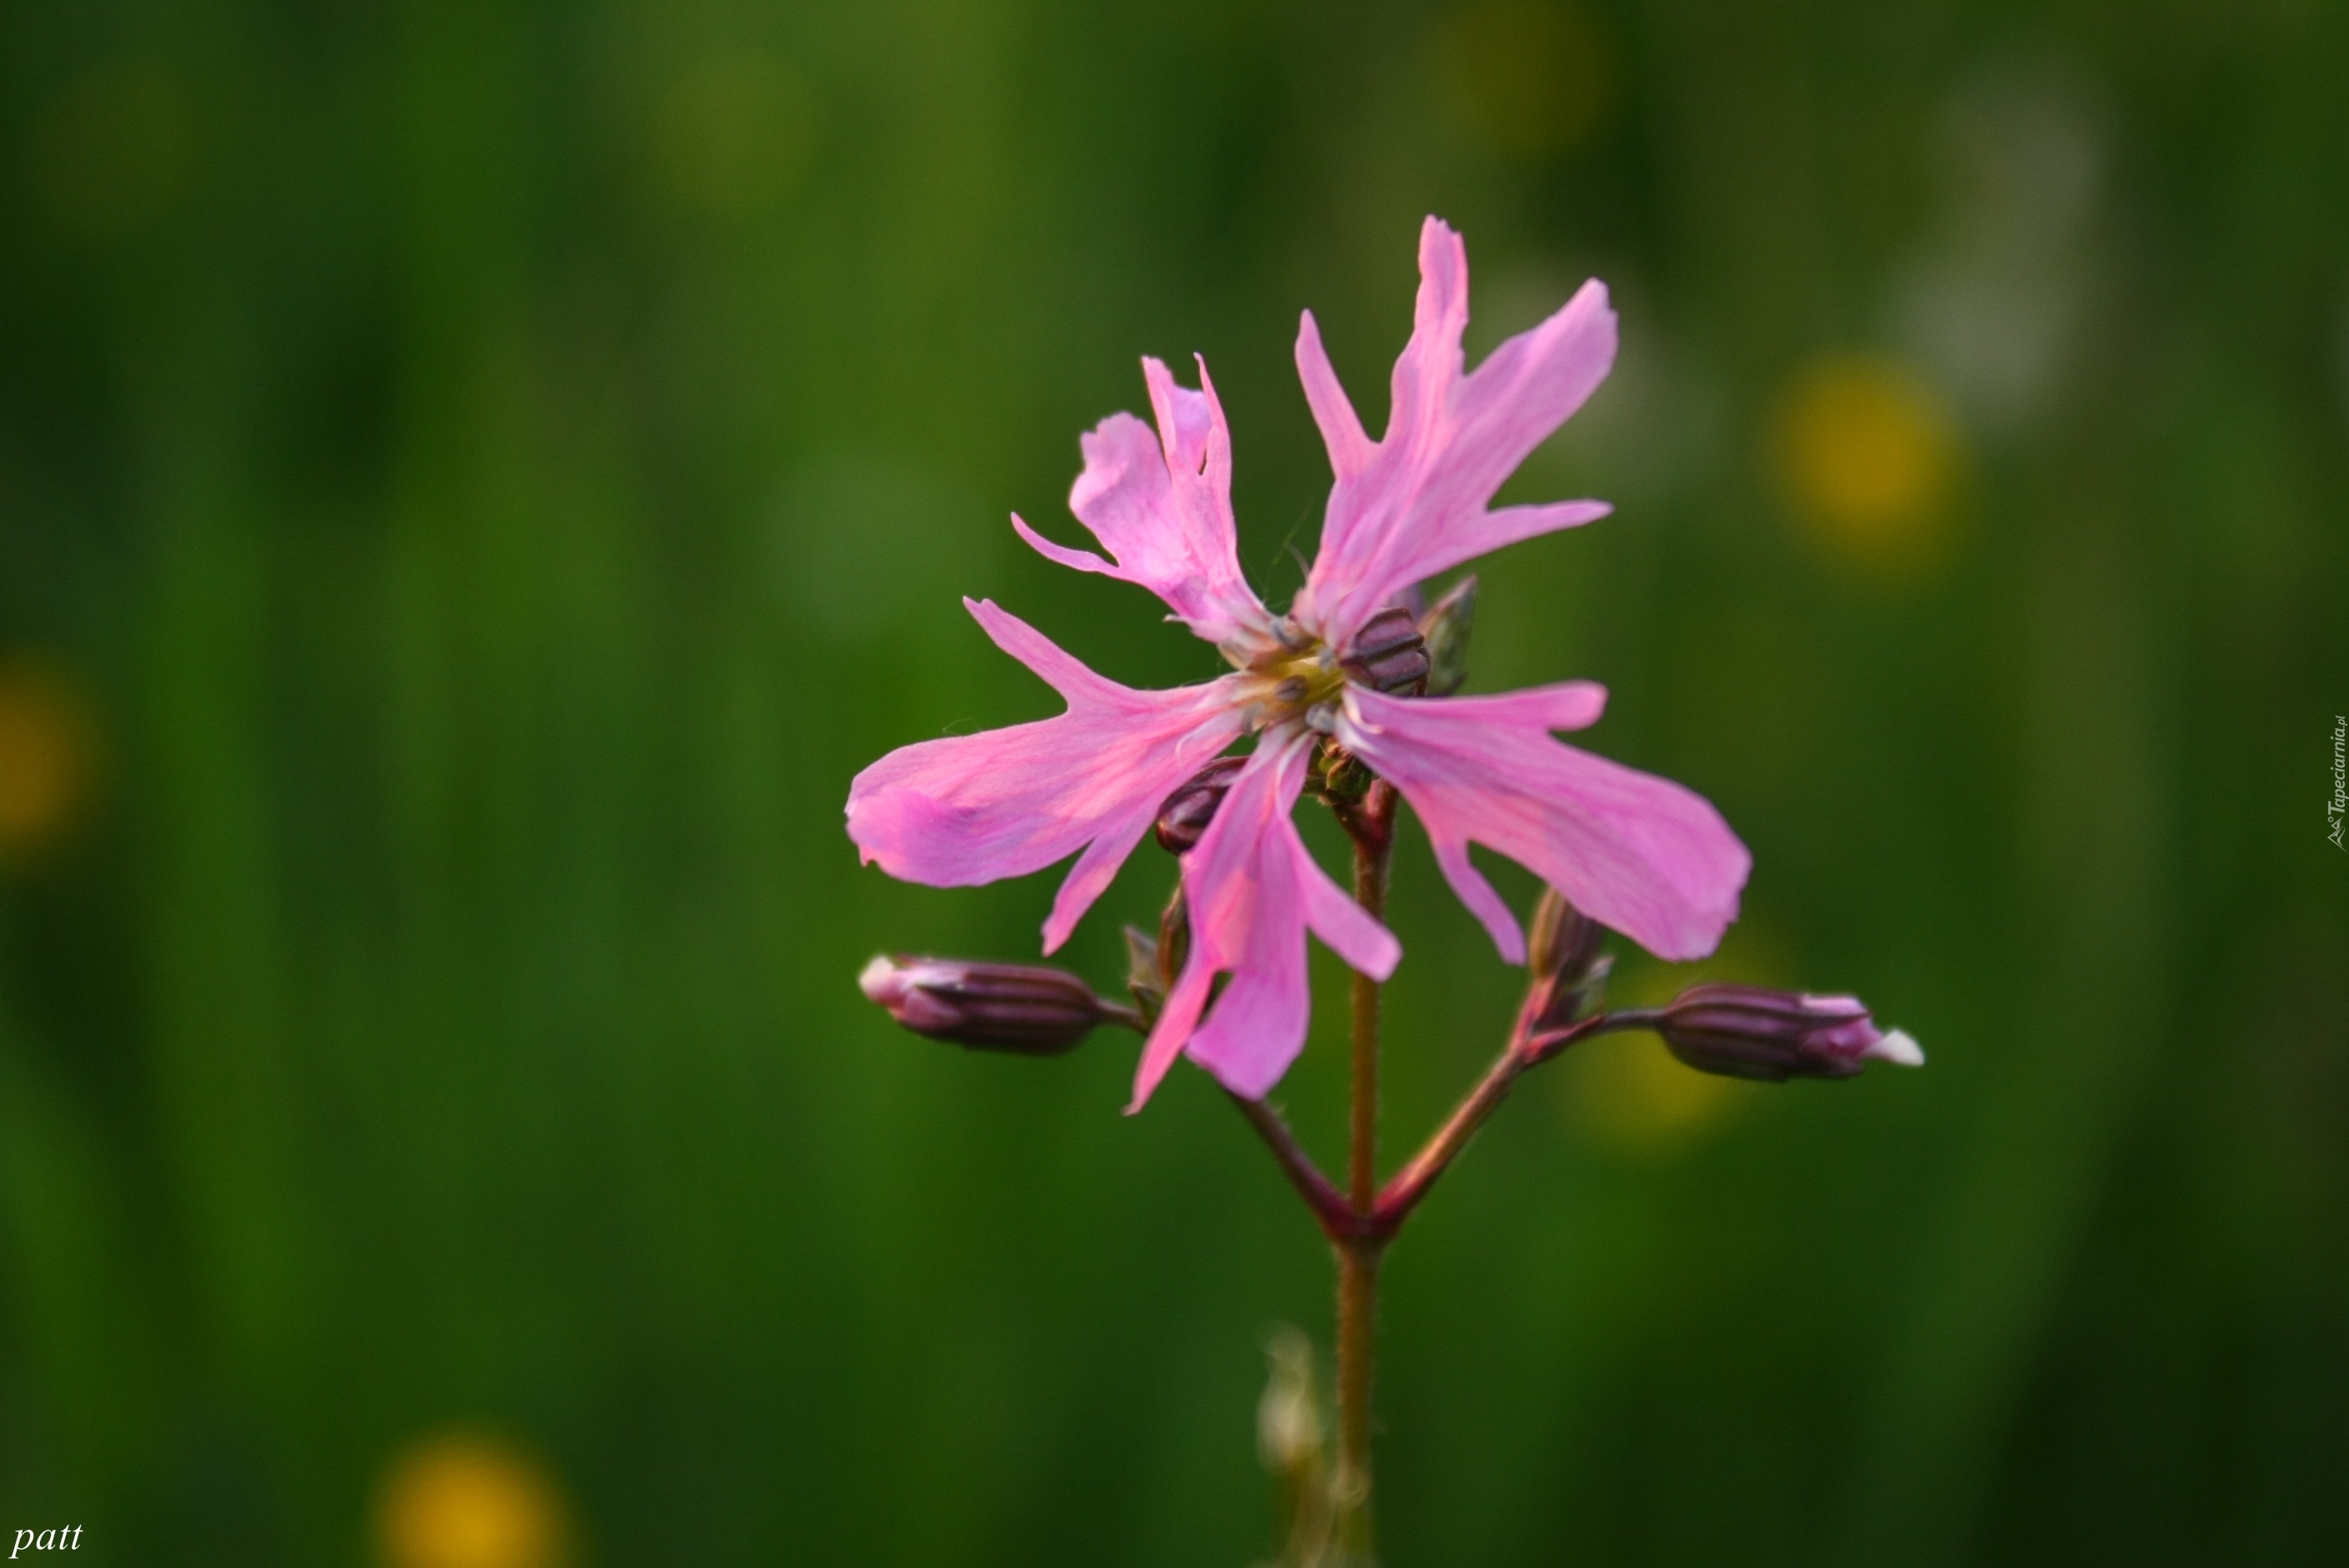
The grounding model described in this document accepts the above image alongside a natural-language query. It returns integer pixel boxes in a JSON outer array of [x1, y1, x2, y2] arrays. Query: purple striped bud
[[1155, 755, 1248, 855], [858, 956, 1108, 1055], [1340, 606, 1431, 695], [1657, 985, 1924, 1082]]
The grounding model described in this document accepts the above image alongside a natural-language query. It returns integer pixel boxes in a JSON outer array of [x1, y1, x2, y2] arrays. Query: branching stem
[[1225, 1091, 1356, 1239], [1200, 777, 1662, 1564], [1370, 1007, 1660, 1237]]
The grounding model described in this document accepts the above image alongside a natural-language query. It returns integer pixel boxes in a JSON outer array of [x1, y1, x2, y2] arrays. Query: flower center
[[1227, 609, 1432, 731], [1234, 638, 1348, 731]]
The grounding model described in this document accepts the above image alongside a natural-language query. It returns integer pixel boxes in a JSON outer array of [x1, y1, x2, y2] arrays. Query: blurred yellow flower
[[0, 660, 98, 857], [374, 1432, 575, 1568], [1567, 919, 1794, 1153], [1572, 1036, 1742, 1151], [1770, 354, 1963, 573], [1436, 1, 1614, 159]]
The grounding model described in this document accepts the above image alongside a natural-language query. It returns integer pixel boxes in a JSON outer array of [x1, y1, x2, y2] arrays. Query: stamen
[[1235, 638, 1349, 730]]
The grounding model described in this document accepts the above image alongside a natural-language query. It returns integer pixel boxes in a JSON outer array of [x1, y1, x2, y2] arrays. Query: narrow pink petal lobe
[[1016, 356, 1272, 651], [846, 600, 1246, 952], [1128, 729, 1400, 1111], [1337, 686, 1748, 964], [1296, 218, 1618, 648]]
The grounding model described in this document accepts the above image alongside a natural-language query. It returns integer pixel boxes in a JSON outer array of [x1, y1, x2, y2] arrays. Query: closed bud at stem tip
[[1657, 983, 1924, 1082], [858, 955, 1109, 1055]]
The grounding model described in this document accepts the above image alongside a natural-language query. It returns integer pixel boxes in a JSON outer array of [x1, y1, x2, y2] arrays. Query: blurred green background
[[2, 0, 2344, 1563]]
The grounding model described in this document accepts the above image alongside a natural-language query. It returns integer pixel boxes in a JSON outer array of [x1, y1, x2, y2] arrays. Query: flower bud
[[1339, 606, 1431, 695], [1124, 924, 1162, 1002], [1527, 886, 1611, 1028], [1657, 984, 1924, 1082], [1154, 755, 1248, 855], [858, 955, 1108, 1055], [1416, 575, 1476, 696], [1154, 887, 1190, 991], [1528, 887, 1605, 983]]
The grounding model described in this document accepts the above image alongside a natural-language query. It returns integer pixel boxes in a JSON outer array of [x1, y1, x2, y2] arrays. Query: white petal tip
[[857, 955, 901, 1003], [1866, 1028, 1925, 1068]]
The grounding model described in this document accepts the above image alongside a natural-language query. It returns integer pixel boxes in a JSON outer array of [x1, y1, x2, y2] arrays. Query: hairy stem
[[1334, 1239, 1378, 1551], [1335, 782, 1394, 1555], [1346, 786, 1393, 1214], [1217, 783, 1662, 1561]]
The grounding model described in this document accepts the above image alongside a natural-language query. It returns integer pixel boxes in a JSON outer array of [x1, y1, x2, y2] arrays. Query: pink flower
[[848, 218, 1750, 1110]]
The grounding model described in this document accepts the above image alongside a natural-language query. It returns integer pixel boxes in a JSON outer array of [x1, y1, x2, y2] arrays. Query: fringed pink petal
[[1129, 943, 1215, 1109], [1295, 844, 1402, 983], [1010, 513, 1114, 577], [1296, 218, 1618, 650], [1015, 357, 1274, 653], [1338, 685, 1749, 965], [1295, 309, 1373, 477], [1438, 498, 1614, 568], [1408, 680, 1611, 733], [846, 600, 1246, 952], [1127, 729, 1400, 1111]]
